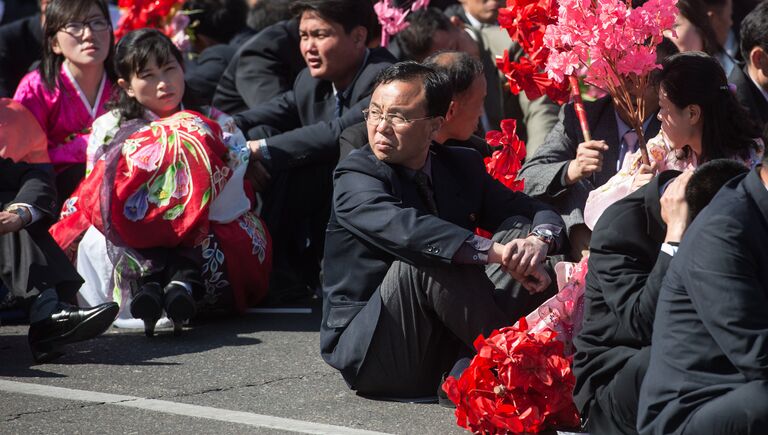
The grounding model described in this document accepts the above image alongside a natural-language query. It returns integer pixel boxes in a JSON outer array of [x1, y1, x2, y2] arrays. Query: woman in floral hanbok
[[51, 29, 271, 335], [13, 0, 115, 201]]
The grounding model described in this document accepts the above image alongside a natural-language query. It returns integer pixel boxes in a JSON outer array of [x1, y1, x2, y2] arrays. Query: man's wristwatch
[[6, 205, 32, 227], [528, 228, 555, 247]]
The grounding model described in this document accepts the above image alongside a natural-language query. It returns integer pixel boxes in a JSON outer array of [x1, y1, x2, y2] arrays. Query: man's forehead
[[299, 11, 338, 31], [371, 81, 425, 106]]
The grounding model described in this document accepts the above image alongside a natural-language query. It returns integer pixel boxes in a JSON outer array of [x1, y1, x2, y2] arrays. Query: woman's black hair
[[659, 52, 760, 162], [39, 0, 116, 91], [108, 29, 187, 120]]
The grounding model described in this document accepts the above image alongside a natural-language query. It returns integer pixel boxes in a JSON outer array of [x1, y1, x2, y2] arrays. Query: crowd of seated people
[[1, 0, 767, 432]]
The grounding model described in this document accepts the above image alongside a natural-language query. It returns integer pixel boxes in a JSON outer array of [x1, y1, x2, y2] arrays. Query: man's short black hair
[[740, 1, 768, 65], [182, 0, 248, 43], [423, 51, 483, 96], [685, 159, 749, 220], [374, 61, 453, 118], [397, 8, 453, 61], [290, 0, 374, 38]]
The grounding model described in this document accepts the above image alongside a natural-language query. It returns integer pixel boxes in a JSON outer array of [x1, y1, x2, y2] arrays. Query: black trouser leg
[[682, 381, 768, 435], [587, 346, 650, 435]]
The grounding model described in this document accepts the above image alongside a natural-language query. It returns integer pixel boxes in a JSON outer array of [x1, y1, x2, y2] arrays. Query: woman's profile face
[[665, 15, 704, 53], [657, 87, 698, 151]]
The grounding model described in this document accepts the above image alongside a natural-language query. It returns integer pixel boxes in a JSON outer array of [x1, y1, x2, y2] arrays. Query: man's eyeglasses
[[362, 109, 433, 128], [61, 18, 111, 37]]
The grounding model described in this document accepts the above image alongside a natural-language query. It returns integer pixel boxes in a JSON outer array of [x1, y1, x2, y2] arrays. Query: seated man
[[235, 0, 396, 301], [0, 157, 117, 363], [729, 1, 768, 130], [574, 160, 749, 435], [320, 62, 566, 398], [637, 154, 768, 434]]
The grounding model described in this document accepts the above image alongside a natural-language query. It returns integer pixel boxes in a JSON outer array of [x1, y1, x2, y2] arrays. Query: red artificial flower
[[115, 0, 184, 40], [484, 119, 526, 192], [443, 318, 581, 434], [497, 52, 571, 105], [498, 0, 557, 58]]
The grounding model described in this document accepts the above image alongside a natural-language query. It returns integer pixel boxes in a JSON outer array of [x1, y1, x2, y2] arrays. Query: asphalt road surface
[[0, 301, 466, 435]]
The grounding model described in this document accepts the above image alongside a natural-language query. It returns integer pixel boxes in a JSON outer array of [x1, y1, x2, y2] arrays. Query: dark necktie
[[413, 171, 438, 215], [618, 130, 639, 171], [334, 93, 344, 118]]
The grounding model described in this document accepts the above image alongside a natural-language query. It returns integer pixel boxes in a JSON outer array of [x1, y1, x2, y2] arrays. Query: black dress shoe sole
[[31, 303, 119, 359], [130, 291, 163, 321]]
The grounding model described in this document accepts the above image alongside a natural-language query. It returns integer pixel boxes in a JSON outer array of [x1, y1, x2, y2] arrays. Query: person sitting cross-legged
[[320, 62, 566, 399]]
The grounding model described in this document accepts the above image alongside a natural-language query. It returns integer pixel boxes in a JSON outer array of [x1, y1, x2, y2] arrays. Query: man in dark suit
[[574, 160, 749, 435], [212, 18, 305, 114], [235, 0, 395, 301], [637, 155, 768, 434], [0, 157, 117, 363], [0, 11, 42, 97], [728, 1, 768, 130], [321, 62, 566, 398]]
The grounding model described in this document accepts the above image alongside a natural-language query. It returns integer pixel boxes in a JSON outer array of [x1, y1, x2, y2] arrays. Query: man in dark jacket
[[0, 11, 42, 97], [321, 62, 565, 398], [638, 156, 768, 434], [575, 160, 749, 434], [0, 157, 117, 363], [235, 0, 394, 301]]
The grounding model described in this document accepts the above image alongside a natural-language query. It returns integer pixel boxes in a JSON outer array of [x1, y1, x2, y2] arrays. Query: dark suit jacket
[[572, 171, 680, 415], [234, 47, 396, 172], [184, 30, 255, 108], [0, 14, 42, 98], [212, 19, 305, 114], [729, 65, 768, 129], [637, 168, 768, 435], [339, 121, 494, 160], [519, 96, 661, 231], [0, 157, 57, 218], [320, 143, 565, 386]]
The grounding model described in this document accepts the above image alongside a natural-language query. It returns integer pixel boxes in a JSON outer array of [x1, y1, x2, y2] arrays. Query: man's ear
[[429, 116, 444, 138], [449, 15, 464, 29], [444, 101, 457, 122], [117, 78, 134, 98], [750, 46, 768, 72], [351, 26, 367, 47]]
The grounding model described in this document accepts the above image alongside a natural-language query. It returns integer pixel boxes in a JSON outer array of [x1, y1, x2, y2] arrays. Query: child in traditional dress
[[51, 29, 271, 336], [13, 0, 115, 202]]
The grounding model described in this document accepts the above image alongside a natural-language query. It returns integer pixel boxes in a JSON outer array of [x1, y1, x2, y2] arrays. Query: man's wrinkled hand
[[0, 211, 23, 235], [501, 236, 549, 277], [661, 170, 693, 242], [509, 264, 551, 294]]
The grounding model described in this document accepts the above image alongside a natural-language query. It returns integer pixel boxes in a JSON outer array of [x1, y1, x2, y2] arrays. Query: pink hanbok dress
[[13, 63, 112, 167]]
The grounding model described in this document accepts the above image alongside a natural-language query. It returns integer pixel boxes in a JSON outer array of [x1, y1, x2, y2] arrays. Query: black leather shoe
[[163, 281, 196, 335], [130, 282, 163, 337], [437, 357, 471, 408], [28, 302, 118, 363]]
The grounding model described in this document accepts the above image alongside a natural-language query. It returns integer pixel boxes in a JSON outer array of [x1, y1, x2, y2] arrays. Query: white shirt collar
[[464, 11, 484, 30]]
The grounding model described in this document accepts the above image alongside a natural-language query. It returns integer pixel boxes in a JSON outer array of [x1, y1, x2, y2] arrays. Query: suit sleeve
[[234, 90, 301, 137], [0, 158, 57, 215], [683, 214, 768, 381], [476, 151, 566, 250], [264, 98, 370, 171], [519, 104, 595, 198], [333, 156, 473, 265], [589, 223, 672, 345], [184, 47, 232, 107]]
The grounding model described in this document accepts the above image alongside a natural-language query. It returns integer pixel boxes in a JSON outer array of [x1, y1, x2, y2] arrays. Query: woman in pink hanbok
[[13, 0, 115, 201]]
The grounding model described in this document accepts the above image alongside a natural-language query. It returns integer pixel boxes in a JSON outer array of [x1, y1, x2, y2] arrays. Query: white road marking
[[0, 379, 389, 435]]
